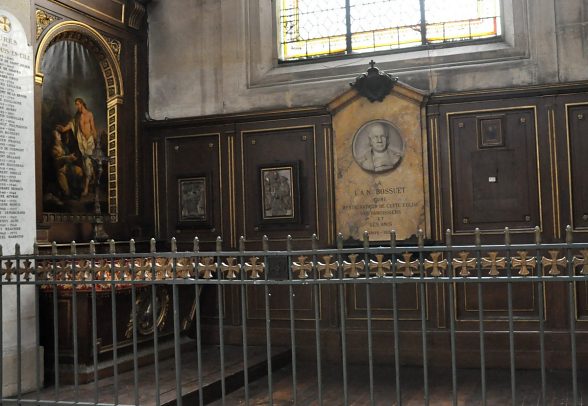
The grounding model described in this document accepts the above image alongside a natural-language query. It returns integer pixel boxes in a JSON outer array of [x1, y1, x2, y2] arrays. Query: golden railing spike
[[369, 254, 391, 277], [424, 252, 447, 277], [452, 252, 476, 277], [481, 252, 506, 277], [541, 250, 567, 276], [343, 254, 364, 278], [397, 252, 419, 277], [390, 230, 396, 248], [336, 233, 344, 250], [512, 251, 536, 276]]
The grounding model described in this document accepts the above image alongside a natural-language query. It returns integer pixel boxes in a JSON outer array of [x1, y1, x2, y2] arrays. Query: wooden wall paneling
[[563, 102, 588, 232], [558, 95, 588, 328], [447, 108, 540, 234], [234, 115, 333, 328], [234, 114, 333, 249]]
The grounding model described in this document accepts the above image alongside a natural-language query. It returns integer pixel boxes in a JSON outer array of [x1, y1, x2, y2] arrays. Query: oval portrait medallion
[[352, 120, 404, 173]]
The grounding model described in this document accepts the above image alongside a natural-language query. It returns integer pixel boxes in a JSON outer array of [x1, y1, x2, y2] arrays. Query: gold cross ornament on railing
[[397, 252, 419, 277], [198, 257, 217, 279], [292, 256, 314, 279], [176, 257, 194, 279], [343, 254, 365, 278], [244, 257, 264, 279], [2, 260, 14, 282], [481, 252, 506, 277], [573, 250, 588, 275], [424, 252, 447, 277], [452, 252, 476, 277], [512, 251, 536, 276], [541, 250, 567, 276], [369, 254, 391, 277], [317, 255, 338, 279], [221, 257, 241, 279]]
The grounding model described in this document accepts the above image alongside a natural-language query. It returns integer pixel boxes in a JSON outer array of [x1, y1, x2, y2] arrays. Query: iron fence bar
[[337, 234, 349, 406], [172, 238, 183, 406], [239, 237, 250, 406], [418, 232, 429, 405], [286, 236, 297, 405], [363, 232, 375, 406], [534, 228, 546, 406], [90, 241, 100, 404], [504, 229, 516, 405], [446, 231, 458, 406], [51, 243, 61, 401], [27, 240, 588, 259], [262, 236, 273, 406], [565, 227, 578, 405], [150, 239, 161, 406], [34, 244, 41, 405], [390, 231, 402, 406], [70, 243, 80, 402], [129, 240, 140, 406], [216, 237, 226, 404], [15, 244, 22, 402], [475, 230, 487, 406], [194, 238, 204, 406], [109, 240, 119, 405], [312, 234, 323, 406]]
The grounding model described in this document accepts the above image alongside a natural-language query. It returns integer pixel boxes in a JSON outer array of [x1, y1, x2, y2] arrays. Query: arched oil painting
[[41, 39, 109, 217]]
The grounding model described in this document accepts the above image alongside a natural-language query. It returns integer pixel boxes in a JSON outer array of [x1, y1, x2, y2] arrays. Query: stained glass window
[[278, 0, 501, 61]]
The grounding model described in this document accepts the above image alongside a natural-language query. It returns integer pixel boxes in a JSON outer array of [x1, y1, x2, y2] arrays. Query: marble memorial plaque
[[0, 9, 35, 255], [0, 6, 41, 397], [330, 82, 430, 241]]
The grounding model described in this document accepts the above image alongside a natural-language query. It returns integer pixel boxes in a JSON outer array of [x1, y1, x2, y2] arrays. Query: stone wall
[[147, 0, 588, 119]]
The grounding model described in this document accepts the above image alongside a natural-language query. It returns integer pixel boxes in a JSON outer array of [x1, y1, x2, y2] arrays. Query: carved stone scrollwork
[[106, 37, 122, 61], [350, 60, 398, 103], [35, 9, 59, 40]]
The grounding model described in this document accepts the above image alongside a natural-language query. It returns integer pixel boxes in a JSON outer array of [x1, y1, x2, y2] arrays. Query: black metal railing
[[1, 226, 587, 405]]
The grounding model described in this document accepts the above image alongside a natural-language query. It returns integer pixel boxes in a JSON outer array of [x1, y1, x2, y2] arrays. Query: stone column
[[0, 0, 42, 397]]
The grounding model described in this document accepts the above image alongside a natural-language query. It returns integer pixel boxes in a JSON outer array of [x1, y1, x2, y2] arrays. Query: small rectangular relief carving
[[260, 166, 296, 221], [478, 117, 504, 148], [178, 177, 207, 222]]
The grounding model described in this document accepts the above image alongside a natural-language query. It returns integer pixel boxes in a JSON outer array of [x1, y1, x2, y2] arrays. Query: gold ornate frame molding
[[35, 21, 123, 223]]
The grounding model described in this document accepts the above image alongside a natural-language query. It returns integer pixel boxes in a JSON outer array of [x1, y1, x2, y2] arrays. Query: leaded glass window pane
[[278, 0, 502, 61]]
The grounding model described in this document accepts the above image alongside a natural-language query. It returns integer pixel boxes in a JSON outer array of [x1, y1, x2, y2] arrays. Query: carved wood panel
[[448, 109, 540, 233]]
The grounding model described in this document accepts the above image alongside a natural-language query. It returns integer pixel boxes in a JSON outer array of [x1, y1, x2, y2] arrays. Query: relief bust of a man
[[352, 120, 404, 173]]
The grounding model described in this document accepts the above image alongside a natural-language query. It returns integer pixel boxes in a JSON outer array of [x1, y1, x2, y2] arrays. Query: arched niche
[[35, 21, 123, 224]]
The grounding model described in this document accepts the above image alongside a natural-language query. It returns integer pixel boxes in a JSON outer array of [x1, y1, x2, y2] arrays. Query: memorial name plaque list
[[0, 8, 40, 398], [0, 10, 35, 254]]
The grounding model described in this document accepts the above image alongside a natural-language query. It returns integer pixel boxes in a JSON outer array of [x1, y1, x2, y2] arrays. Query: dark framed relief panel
[[259, 163, 300, 225], [178, 176, 210, 223]]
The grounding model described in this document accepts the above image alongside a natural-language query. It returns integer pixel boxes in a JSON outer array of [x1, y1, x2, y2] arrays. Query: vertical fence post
[[336, 233, 349, 406], [286, 235, 297, 405]]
